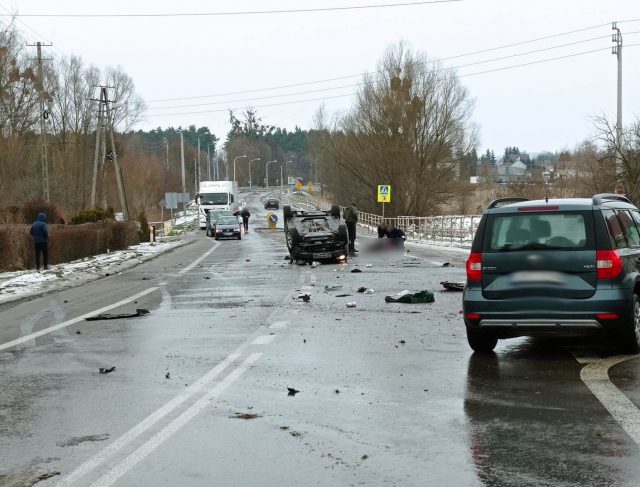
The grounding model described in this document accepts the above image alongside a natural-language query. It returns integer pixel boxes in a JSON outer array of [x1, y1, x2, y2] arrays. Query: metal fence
[[280, 190, 481, 247]]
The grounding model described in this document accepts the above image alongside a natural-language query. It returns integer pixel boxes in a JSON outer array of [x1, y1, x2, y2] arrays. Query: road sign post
[[377, 185, 391, 219]]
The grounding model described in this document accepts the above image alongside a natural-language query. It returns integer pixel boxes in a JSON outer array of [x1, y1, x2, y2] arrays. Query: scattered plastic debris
[[357, 287, 367, 293], [351, 268, 362, 273], [297, 293, 311, 302], [230, 412, 261, 420], [324, 285, 343, 292], [364, 289, 375, 294], [246, 257, 251, 262], [99, 366, 116, 374], [165, 372, 171, 379], [86, 309, 149, 321], [346, 302, 357, 308], [442, 262, 452, 267], [441, 281, 465, 291], [287, 387, 300, 396], [75, 330, 81, 334], [366, 264, 373, 268], [335, 294, 352, 297], [311, 261, 320, 268], [385, 290, 435, 303]]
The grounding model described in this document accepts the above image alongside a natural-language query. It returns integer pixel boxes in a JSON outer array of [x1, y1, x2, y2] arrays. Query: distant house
[[496, 158, 528, 183]]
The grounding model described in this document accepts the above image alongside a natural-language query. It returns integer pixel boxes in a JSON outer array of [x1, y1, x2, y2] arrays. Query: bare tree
[[313, 42, 476, 216], [592, 115, 640, 205]]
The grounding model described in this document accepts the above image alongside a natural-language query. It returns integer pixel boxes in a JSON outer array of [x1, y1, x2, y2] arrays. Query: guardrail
[[280, 191, 480, 247]]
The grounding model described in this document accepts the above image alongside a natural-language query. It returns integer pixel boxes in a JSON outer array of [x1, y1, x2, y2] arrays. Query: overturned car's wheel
[[466, 327, 498, 354], [285, 227, 301, 251], [283, 205, 293, 220]]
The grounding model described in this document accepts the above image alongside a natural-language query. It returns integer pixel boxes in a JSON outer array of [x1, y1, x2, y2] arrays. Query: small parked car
[[463, 194, 640, 354], [264, 198, 279, 210], [213, 215, 242, 240], [283, 204, 348, 262]]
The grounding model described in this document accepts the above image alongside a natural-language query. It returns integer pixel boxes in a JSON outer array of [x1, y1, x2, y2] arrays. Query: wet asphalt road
[[1, 193, 640, 486]]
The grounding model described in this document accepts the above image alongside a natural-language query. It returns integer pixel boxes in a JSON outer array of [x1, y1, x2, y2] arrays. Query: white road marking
[[269, 321, 289, 329], [572, 352, 601, 364], [0, 287, 159, 352], [577, 354, 640, 446], [90, 353, 263, 487], [252, 335, 276, 345], [178, 241, 219, 275], [56, 350, 243, 487]]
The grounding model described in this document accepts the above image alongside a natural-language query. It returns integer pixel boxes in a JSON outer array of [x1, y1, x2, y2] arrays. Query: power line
[[145, 20, 635, 103], [144, 44, 640, 118], [146, 34, 620, 110], [11, 1, 462, 17]]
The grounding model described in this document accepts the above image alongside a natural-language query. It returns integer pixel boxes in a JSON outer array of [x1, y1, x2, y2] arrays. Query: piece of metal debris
[[86, 309, 149, 321], [99, 367, 116, 374], [287, 387, 300, 396]]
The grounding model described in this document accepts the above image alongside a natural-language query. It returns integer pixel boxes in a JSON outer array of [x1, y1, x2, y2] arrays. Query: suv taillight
[[596, 250, 623, 279], [466, 253, 482, 281]]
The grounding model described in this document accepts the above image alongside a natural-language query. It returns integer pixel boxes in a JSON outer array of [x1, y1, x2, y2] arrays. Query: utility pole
[[612, 22, 623, 187], [29, 41, 52, 202], [163, 137, 169, 169], [207, 145, 211, 180], [194, 157, 198, 196], [90, 87, 106, 208], [104, 89, 130, 220], [180, 131, 186, 215]]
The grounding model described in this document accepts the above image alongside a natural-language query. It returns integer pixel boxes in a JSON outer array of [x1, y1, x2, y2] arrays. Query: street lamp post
[[233, 155, 247, 183], [248, 157, 261, 188], [265, 160, 277, 187]]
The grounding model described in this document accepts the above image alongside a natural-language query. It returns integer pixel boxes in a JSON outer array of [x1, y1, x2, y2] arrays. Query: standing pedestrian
[[240, 207, 250, 232], [30, 212, 49, 271], [343, 202, 358, 255]]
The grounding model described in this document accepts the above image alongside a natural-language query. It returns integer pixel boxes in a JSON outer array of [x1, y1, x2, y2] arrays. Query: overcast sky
[[2, 0, 639, 155]]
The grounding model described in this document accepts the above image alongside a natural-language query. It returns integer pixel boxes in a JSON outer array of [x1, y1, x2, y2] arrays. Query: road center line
[[56, 350, 243, 487], [577, 354, 640, 446], [179, 241, 219, 275], [0, 287, 159, 352], [90, 353, 263, 487]]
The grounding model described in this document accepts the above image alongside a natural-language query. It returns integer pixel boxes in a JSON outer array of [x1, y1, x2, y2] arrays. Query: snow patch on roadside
[[0, 240, 184, 304]]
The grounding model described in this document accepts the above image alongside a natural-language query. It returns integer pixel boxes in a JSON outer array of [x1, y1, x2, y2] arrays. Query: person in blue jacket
[[30, 213, 49, 270]]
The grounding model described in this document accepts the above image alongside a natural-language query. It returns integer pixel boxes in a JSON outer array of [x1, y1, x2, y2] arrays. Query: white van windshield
[[200, 193, 228, 205]]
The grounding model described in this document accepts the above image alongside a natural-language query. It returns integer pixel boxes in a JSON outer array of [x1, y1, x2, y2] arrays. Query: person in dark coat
[[240, 207, 250, 231], [377, 222, 389, 238], [343, 202, 358, 254], [30, 212, 49, 270], [387, 226, 406, 248]]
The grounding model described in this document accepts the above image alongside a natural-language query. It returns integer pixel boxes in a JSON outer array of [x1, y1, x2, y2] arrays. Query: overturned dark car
[[283, 205, 348, 262]]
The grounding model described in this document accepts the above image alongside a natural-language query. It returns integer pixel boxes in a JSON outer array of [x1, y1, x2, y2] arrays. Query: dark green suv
[[463, 194, 640, 353]]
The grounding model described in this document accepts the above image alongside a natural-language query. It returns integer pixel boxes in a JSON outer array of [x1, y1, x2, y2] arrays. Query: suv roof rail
[[592, 193, 632, 205], [487, 197, 529, 209]]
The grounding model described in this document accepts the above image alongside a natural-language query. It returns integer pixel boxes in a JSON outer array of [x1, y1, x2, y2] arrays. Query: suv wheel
[[466, 327, 498, 353], [615, 294, 640, 354]]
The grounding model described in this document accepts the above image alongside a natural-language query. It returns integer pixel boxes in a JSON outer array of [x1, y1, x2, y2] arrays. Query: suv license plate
[[315, 252, 331, 259]]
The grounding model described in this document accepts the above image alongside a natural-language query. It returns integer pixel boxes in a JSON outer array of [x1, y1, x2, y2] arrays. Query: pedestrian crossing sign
[[377, 185, 391, 203]]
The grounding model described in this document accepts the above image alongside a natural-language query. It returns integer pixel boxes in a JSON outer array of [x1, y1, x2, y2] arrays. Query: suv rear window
[[483, 211, 594, 252]]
